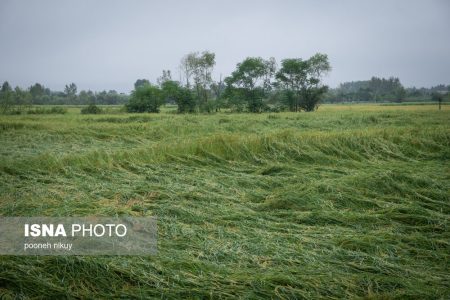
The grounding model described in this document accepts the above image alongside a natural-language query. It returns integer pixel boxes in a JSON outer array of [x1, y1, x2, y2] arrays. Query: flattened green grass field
[[0, 104, 449, 299]]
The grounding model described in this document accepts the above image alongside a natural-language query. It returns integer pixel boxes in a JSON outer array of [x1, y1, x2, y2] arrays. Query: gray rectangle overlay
[[0, 217, 157, 255]]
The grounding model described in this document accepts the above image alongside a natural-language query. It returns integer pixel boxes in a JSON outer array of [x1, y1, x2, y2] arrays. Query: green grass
[[0, 104, 449, 299]]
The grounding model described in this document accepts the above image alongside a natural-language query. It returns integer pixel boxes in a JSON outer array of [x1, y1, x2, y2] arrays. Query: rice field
[[0, 103, 449, 299]]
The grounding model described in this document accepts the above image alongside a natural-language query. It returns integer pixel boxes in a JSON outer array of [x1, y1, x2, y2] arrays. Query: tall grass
[[0, 104, 449, 298]]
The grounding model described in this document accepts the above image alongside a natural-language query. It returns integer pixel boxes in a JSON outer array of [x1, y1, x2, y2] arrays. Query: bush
[[161, 81, 196, 113], [27, 107, 67, 114], [126, 85, 164, 113], [81, 104, 103, 114], [175, 88, 196, 113]]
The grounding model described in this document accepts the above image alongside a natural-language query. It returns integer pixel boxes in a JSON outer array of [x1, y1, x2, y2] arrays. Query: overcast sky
[[0, 0, 449, 93]]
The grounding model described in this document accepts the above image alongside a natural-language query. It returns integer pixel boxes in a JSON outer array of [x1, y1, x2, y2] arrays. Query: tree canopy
[[126, 84, 164, 113], [276, 53, 331, 111]]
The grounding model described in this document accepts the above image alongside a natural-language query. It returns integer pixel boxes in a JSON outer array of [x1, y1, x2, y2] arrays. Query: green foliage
[[281, 89, 296, 111], [4, 81, 129, 106], [29, 83, 50, 104], [0, 83, 32, 114], [161, 80, 196, 113], [78, 90, 96, 104], [224, 57, 276, 112], [27, 107, 67, 114], [431, 92, 444, 102], [1, 81, 12, 93], [224, 55, 330, 112], [394, 86, 406, 102], [81, 104, 103, 114], [134, 79, 150, 89], [0, 81, 15, 114], [300, 86, 329, 111], [64, 83, 77, 104], [180, 51, 216, 112], [176, 89, 197, 113], [276, 53, 331, 112], [326, 77, 415, 103], [157, 70, 172, 86], [432, 92, 446, 110], [126, 84, 164, 113]]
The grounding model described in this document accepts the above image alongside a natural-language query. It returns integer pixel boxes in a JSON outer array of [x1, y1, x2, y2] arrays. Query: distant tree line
[[0, 81, 128, 114], [126, 51, 331, 113], [324, 77, 450, 103]]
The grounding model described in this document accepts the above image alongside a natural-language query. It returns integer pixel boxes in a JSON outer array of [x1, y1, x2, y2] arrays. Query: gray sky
[[0, 0, 449, 93]]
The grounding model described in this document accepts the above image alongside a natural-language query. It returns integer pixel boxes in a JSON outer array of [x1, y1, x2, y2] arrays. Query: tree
[[64, 83, 77, 103], [193, 51, 215, 111], [29, 83, 46, 103], [175, 87, 196, 113], [160, 80, 178, 104], [157, 70, 172, 86], [210, 74, 226, 112], [324, 76, 408, 103], [224, 57, 275, 112], [0, 83, 31, 114], [432, 92, 444, 110], [211, 74, 225, 100], [81, 104, 103, 114], [394, 86, 406, 103], [0, 81, 14, 114], [161, 80, 196, 113], [180, 54, 193, 88], [126, 84, 164, 113], [1, 81, 12, 93], [78, 90, 97, 104], [134, 79, 150, 90], [13, 86, 32, 111], [276, 53, 331, 112], [179, 51, 216, 112]]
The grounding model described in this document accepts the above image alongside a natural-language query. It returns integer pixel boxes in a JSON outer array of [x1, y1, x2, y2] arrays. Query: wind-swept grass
[[0, 104, 449, 298]]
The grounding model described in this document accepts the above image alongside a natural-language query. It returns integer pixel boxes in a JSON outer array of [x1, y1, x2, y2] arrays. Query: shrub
[[81, 104, 103, 114], [27, 107, 67, 114], [126, 84, 164, 113]]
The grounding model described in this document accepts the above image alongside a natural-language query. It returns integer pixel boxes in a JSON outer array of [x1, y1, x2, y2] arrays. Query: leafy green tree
[[29, 83, 45, 102], [394, 86, 406, 103], [157, 70, 172, 86], [325, 77, 407, 103], [78, 90, 96, 105], [1, 81, 12, 93], [224, 57, 275, 112], [134, 79, 150, 90], [431, 92, 444, 110], [64, 83, 77, 103], [179, 51, 216, 112], [28, 83, 51, 104], [94, 90, 127, 105], [175, 87, 196, 113], [126, 84, 164, 113], [81, 104, 103, 114], [210, 75, 225, 100], [161, 80, 178, 104], [281, 89, 296, 112], [210, 76, 226, 112], [0, 81, 14, 114], [180, 54, 195, 88], [64, 83, 77, 96], [161, 80, 196, 113], [13, 86, 32, 111], [276, 53, 331, 112]]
